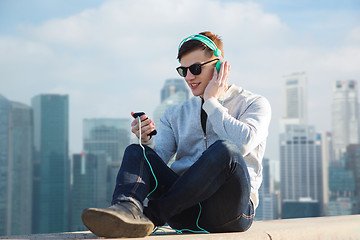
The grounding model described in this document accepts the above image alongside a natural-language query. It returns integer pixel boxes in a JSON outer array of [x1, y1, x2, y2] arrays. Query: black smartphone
[[133, 112, 157, 137]]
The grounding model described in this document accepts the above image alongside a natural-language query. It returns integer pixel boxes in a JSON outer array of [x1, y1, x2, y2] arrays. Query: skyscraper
[[160, 78, 189, 103], [0, 95, 11, 236], [328, 159, 357, 216], [280, 125, 323, 218], [0, 95, 33, 236], [255, 158, 278, 221], [281, 72, 307, 127], [332, 80, 360, 160], [83, 118, 131, 203], [319, 131, 333, 215], [154, 79, 189, 128], [70, 152, 107, 231], [344, 144, 360, 207], [279, 73, 324, 218], [83, 118, 130, 164], [32, 94, 70, 234]]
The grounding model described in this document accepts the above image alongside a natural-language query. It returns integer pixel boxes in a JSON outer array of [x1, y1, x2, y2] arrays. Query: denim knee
[[123, 144, 144, 160], [125, 143, 143, 153], [207, 140, 241, 163]]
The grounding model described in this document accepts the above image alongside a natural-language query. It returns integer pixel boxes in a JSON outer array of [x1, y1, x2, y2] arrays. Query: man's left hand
[[203, 61, 230, 101]]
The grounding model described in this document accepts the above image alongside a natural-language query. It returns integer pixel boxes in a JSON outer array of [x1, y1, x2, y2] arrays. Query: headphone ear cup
[[216, 60, 223, 73], [214, 49, 222, 57]]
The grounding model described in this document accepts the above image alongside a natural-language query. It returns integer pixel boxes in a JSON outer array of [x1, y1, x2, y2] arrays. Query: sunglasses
[[176, 58, 219, 77]]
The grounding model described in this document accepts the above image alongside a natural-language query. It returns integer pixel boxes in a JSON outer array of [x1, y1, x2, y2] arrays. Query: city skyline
[[1, 77, 360, 236], [1, 76, 359, 182], [1, 0, 359, 165]]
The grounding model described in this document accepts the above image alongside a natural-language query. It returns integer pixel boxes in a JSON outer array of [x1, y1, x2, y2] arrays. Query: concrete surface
[[2, 215, 360, 239]]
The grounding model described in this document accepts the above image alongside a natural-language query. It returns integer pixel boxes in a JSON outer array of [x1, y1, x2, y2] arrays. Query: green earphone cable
[[137, 117, 209, 234], [152, 203, 209, 235], [138, 117, 158, 197]]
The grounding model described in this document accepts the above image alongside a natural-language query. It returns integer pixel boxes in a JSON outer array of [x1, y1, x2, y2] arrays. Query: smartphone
[[133, 112, 157, 137]]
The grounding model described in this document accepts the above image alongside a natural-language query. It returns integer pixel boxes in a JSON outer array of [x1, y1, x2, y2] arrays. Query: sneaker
[[81, 201, 154, 238]]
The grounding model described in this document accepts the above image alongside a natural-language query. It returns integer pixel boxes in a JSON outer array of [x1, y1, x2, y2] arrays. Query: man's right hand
[[130, 112, 156, 143]]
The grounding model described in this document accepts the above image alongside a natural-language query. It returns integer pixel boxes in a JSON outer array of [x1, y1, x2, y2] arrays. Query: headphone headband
[[178, 34, 222, 59]]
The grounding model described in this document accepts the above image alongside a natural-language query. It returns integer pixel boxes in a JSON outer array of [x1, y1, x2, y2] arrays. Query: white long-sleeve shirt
[[146, 85, 271, 208]]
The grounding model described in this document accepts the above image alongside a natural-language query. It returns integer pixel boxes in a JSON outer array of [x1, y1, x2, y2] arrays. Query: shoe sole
[[81, 208, 154, 238]]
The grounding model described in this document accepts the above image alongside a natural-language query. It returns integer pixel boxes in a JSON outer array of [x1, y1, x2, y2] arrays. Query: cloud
[[346, 27, 360, 43], [0, 0, 359, 161]]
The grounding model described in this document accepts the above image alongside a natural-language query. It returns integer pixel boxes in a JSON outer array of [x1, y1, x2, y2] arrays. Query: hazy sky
[[1, 0, 360, 167]]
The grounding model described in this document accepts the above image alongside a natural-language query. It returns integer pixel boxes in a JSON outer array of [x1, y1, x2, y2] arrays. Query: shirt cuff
[[202, 97, 223, 116]]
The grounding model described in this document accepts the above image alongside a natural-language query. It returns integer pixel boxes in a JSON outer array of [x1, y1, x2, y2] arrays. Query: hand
[[203, 61, 230, 101], [130, 112, 156, 143]]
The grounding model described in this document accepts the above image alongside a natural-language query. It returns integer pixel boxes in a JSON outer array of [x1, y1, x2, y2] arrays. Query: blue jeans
[[112, 140, 254, 233]]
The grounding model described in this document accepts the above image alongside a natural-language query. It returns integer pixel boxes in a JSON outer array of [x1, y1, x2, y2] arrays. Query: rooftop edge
[[3, 215, 360, 240]]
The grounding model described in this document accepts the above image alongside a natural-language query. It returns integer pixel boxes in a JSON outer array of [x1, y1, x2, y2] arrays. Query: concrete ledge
[[251, 215, 360, 240], [3, 215, 360, 239]]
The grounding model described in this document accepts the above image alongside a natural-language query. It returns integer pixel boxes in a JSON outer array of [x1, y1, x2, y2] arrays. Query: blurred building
[[332, 80, 360, 160], [281, 199, 320, 219], [327, 198, 357, 216], [328, 159, 358, 215], [281, 72, 307, 129], [280, 125, 323, 218], [154, 79, 189, 128], [31, 94, 70, 234], [0, 95, 33, 236], [70, 152, 107, 231], [255, 158, 278, 221], [83, 118, 130, 164], [279, 73, 325, 218], [83, 118, 131, 204], [160, 78, 189, 103], [343, 144, 360, 208], [319, 131, 333, 215]]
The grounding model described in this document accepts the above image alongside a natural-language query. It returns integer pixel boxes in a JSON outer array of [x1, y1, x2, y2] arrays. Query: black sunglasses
[[176, 58, 219, 77]]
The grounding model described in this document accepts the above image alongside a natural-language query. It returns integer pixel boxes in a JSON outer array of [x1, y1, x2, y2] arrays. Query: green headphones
[[178, 34, 224, 73]]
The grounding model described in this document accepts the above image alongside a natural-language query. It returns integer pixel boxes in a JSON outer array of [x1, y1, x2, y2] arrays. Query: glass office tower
[[83, 118, 131, 204], [154, 79, 189, 128], [282, 72, 308, 125], [32, 94, 70, 234], [280, 125, 323, 218], [160, 79, 189, 103], [255, 158, 278, 221], [0, 95, 33, 236], [70, 152, 107, 231], [83, 118, 130, 164], [328, 159, 357, 215], [332, 80, 360, 160]]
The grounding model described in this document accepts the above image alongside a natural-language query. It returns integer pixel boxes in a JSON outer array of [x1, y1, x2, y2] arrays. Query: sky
[[1, 0, 360, 177]]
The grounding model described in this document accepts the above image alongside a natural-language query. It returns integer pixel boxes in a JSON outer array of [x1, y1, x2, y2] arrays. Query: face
[[179, 49, 217, 97]]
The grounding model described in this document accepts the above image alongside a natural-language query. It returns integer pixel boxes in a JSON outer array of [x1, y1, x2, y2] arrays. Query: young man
[[82, 31, 271, 238]]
